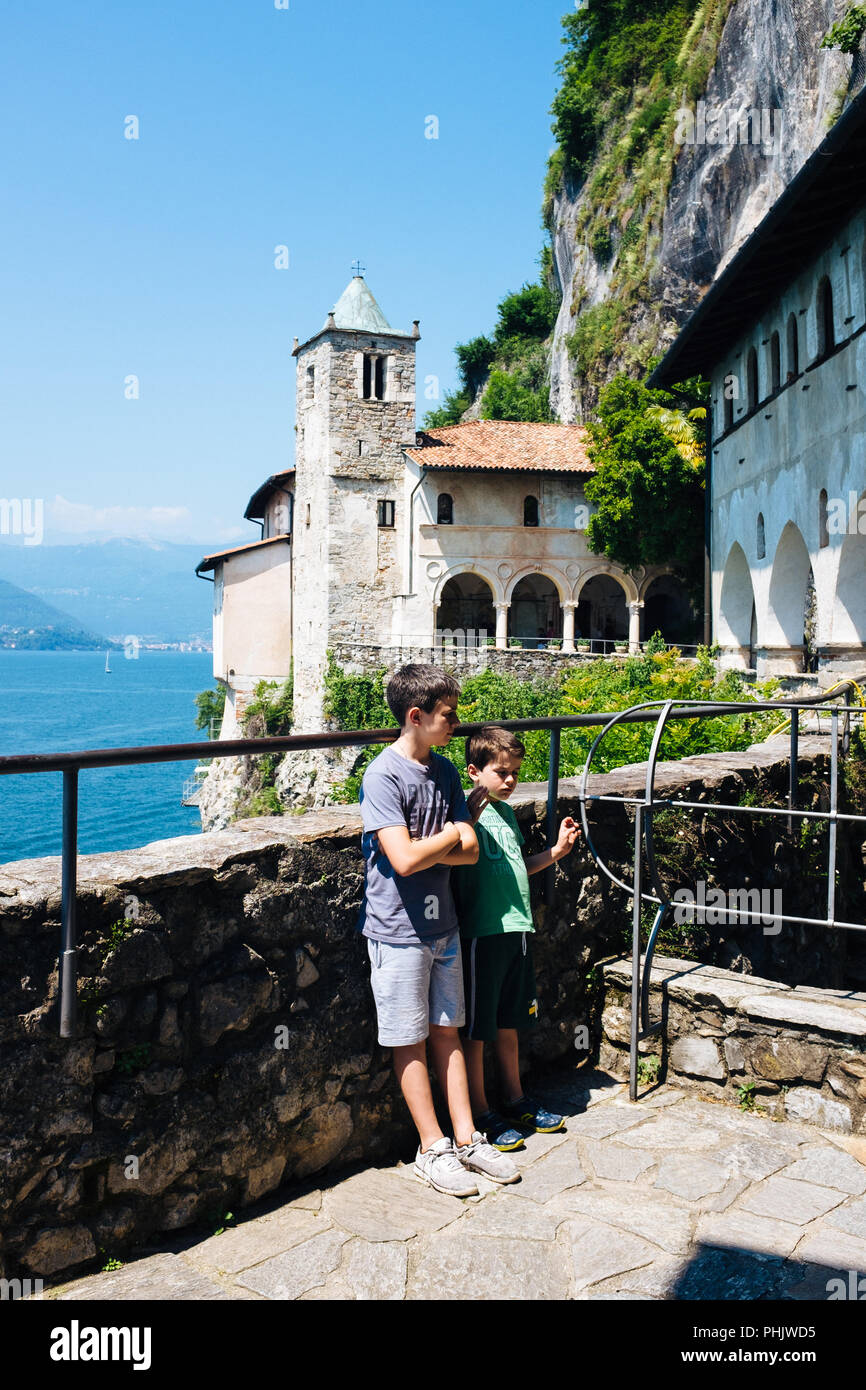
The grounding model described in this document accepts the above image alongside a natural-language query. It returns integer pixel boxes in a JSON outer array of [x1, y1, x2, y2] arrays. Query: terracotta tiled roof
[[196, 534, 290, 574], [405, 419, 592, 472]]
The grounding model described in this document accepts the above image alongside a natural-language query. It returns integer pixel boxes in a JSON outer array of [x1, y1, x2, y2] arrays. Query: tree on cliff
[[583, 373, 706, 592]]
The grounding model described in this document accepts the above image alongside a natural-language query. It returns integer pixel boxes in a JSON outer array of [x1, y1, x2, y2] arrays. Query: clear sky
[[1, 0, 572, 548]]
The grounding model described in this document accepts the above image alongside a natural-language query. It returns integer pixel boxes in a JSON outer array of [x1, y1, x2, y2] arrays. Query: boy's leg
[[368, 937, 444, 1152], [427, 928, 475, 1145], [494, 1028, 523, 1105], [428, 1025, 474, 1147], [463, 1037, 490, 1116], [392, 1041, 445, 1152]]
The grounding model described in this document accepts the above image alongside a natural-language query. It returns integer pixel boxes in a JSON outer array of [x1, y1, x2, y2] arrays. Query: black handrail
[[1, 683, 864, 1039]]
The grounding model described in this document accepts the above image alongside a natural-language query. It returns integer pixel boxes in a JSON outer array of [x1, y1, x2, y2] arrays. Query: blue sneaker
[[476, 1110, 525, 1152], [502, 1095, 564, 1134]]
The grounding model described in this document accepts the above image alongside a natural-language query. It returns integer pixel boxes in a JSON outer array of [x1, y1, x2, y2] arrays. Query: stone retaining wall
[[0, 734, 862, 1279], [601, 955, 866, 1133]]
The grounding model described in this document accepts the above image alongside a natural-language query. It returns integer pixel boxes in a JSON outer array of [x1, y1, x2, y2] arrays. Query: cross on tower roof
[[351, 259, 366, 278]]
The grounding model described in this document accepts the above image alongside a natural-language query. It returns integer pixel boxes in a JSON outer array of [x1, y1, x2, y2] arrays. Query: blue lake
[[0, 650, 215, 864]]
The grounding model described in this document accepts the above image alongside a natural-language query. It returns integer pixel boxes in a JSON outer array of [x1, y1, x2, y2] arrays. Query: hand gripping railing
[[576, 683, 866, 1101]]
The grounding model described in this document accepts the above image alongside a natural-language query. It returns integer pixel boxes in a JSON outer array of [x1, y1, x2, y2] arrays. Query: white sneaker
[[455, 1131, 521, 1184], [414, 1137, 479, 1197]]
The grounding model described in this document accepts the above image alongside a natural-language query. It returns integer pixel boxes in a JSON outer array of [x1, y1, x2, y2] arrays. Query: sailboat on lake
[[104, 651, 111, 674]]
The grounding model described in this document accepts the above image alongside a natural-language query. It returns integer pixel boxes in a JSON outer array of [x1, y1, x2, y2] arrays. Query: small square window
[[377, 499, 395, 528]]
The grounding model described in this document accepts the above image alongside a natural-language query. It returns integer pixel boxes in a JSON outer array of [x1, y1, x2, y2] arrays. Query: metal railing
[[576, 679, 866, 1101], [0, 681, 863, 1044]]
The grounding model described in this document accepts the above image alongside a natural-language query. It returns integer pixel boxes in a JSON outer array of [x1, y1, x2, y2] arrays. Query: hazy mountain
[[0, 576, 117, 650], [0, 537, 220, 643]]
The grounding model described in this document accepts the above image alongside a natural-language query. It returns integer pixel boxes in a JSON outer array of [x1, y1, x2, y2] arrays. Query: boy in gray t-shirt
[[358, 664, 519, 1196]]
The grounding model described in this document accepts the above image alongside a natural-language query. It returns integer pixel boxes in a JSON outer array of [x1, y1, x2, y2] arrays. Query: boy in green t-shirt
[[453, 725, 580, 1150]]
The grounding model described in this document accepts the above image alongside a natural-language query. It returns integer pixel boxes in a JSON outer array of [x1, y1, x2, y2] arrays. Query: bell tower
[[290, 273, 420, 730]]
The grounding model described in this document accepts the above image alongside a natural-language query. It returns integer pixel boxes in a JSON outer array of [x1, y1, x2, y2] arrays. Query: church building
[[197, 275, 692, 737]]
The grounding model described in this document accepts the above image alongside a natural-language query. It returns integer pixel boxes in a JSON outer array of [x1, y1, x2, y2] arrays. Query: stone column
[[495, 603, 509, 650], [629, 601, 643, 653], [562, 603, 576, 654]]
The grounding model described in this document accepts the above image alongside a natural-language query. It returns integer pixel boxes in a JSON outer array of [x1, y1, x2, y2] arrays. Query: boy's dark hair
[[386, 664, 461, 727], [465, 725, 526, 770]]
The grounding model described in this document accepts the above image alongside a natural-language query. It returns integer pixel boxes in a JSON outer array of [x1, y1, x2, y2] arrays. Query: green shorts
[[462, 932, 538, 1042]]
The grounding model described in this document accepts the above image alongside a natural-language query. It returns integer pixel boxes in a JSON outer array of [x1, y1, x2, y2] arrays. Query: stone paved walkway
[[44, 1072, 866, 1301]]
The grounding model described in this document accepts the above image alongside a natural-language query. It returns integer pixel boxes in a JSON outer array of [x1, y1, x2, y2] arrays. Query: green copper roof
[[326, 276, 395, 333]]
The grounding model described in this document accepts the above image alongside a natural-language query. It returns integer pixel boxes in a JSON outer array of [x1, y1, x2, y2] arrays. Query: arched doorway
[[576, 575, 628, 646], [508, 574, 562, 647], [643, 575, 698, 647], [832, 491, 866, 652], [718, 543, 756, 668], [436, 573, 495, 645], [767, 521, 811, 668]]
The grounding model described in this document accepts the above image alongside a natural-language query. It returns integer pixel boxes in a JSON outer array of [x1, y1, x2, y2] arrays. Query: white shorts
[[367, 928, 465, 1047]]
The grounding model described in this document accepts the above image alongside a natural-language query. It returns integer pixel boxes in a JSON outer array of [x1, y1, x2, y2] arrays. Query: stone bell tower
[[290, 273, 420, 731]]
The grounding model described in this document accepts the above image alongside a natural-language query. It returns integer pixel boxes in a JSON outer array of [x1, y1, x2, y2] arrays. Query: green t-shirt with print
[[453, 799, 533, 939]]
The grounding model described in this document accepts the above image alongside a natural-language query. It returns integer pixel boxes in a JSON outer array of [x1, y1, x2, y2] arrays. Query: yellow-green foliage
[[328, 650, 781, 800], [553, 0, 737, 387]]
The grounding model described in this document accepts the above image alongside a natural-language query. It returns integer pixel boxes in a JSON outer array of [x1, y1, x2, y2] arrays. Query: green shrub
[[821, 4, 866, 54]]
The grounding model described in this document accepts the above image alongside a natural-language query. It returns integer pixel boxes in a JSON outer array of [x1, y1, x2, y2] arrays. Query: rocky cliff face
[[549, 0, 860, 421]]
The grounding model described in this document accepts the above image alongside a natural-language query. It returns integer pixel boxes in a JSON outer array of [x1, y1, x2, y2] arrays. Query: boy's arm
[[524, 816, 580, 876], [375, 822, 462, 877], [436, 818, 479, 866], [434, 764, 479, 864]]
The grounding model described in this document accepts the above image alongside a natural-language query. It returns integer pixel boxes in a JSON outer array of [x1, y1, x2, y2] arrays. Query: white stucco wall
[[711, 206, 866, 675]]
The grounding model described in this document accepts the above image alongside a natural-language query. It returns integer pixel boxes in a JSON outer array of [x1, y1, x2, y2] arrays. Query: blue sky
[[1, 0, 572, 547]]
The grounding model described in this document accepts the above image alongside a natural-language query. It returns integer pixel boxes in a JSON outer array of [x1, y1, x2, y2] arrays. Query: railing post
[[788, 712, 799, 835], [828, 708, 839, 926], [544, 726, 561, 905], [59, 767, 79, 1038], [629, 804, 644, 1102]]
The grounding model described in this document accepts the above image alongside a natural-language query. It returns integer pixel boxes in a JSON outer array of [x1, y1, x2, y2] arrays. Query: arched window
[[770, 332, 781, 393], [787, 313, 799, 381], [746, 347, 759, 410], [723, 375, 734, 431], [817, 276, 834, 359], [523, 495, 539, 527], [437, 493, 453, 525], [819, 489, 829, 549], [756, 513, 766, 560]]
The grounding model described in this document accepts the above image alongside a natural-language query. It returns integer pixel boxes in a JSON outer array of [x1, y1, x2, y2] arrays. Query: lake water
[[0, 650, 215, 865]]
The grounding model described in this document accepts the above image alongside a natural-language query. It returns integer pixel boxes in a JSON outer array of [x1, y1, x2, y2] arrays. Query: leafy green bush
[[242, 677, 293, 735], [423, 390, 472, 429], [481, 369, 552, 423], [551, 1, 700, 176], [821, 4, 866, 54], [455, 336, 496, 396], [325, 652, 781, 800], [493, 284, 559, 346], [583, 373, 706, 586], [194, 686, 226, 734], [568, 303, 627, 377], [591, 224, 614, 264]]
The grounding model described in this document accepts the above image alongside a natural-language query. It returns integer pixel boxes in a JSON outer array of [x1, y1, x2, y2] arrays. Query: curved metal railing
[[575, 680, 866, 1099]]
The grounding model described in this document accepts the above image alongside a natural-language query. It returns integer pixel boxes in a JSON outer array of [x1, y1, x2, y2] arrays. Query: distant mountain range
[[0, 577, 116, 650], [0, 538, 218, 645]]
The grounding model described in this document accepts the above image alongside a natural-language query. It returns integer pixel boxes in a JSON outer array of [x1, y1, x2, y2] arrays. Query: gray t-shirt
[[358, 745, 470, 943]]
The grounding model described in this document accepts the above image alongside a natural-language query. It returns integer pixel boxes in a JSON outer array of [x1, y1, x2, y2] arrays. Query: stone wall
[[1, 734, 863, 1280], [329, 641, 633, 684], [601, 955, 866, 1135]]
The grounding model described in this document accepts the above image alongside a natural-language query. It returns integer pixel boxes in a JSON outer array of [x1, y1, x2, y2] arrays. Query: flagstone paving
[[42, 1074, 866, 1301]]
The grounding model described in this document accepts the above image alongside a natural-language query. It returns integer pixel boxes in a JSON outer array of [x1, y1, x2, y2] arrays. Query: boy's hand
[[555, 816, 580, 857], [466, 784, 490, 823]]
